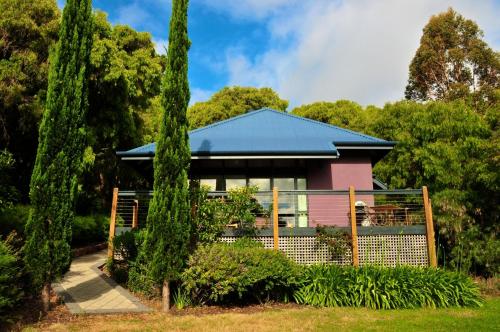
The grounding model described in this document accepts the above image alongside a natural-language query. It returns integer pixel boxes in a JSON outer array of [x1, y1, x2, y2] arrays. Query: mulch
[[6, 291, 302, 331], [3, 291, 72, 332]]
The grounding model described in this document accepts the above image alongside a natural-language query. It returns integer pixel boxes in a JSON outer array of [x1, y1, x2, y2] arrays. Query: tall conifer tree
[[131, 0, 191, 311], [24, 0, 93, 312]]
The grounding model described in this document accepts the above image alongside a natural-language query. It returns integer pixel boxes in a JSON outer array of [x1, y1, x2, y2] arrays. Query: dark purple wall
[[307, 157, 374, 227]]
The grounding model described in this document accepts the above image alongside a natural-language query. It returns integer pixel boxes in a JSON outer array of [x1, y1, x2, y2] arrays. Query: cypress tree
[[24, 0, 93, 312], [131, 0, 191, 311]]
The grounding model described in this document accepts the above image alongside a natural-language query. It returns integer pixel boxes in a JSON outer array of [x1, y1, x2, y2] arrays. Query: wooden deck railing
[[108, 186, 436, 267]]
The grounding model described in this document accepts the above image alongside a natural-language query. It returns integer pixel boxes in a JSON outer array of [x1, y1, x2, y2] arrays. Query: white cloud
[[116, 3, 151, 28], [190, 87, 214, 105], [153, 38, 169, 55], [221, 0, 500, 107]]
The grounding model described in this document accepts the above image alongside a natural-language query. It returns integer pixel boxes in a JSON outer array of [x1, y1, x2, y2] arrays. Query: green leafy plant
[[0, 150, 18, 212], [315, 225, 351, 259], [72, 215, 109, 247], [190, 185, 263, 245], [0, 205, 30, 240], [294, 265, 483, 309], [182, 239, 302, 305], [190, 184, 231, 245], [224, 186, 261, 233], [172, 286, 192, 309], [0, 239, 23, 322], [108, 229, 146, 284]]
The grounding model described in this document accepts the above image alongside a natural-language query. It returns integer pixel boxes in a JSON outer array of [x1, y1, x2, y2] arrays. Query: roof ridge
[[274, 109, 385, 142], [128, 141, 156, 152], [191, 107, 385, 142], [189, 108, 270, 134]]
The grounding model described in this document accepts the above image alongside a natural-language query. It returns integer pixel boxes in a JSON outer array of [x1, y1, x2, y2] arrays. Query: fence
[[108, 186, 437, 267]]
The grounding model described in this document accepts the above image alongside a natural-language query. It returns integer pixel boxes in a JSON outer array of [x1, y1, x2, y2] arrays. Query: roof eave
[[334, 141, 397, 148], [118, 151, 340, 160]]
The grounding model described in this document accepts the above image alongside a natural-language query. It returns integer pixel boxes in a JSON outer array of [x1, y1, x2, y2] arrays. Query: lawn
[[23, 297, 500, 332]]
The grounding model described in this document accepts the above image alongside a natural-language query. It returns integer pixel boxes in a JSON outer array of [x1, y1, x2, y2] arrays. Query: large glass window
[[249, 178, 271, 191], [273, 178, 294, 190], [199, 179, 217, 191], [225, 177, 246, 190], [217, 175, 309, 228], [297, 178, 307, 190]]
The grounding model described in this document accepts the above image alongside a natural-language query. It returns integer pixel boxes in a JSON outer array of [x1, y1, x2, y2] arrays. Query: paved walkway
[[53, 250, 150, 314]]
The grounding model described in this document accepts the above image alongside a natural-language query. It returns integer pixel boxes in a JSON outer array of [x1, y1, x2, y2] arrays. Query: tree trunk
[[41, 282, 51, 312], [162, 279, 170, 312]]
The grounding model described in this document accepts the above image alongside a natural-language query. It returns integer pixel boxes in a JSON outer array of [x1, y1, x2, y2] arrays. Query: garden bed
[[17, 297, 500, 332]]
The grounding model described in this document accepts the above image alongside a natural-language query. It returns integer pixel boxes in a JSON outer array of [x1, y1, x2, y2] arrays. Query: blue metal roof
[[118, 108, 394, 157]]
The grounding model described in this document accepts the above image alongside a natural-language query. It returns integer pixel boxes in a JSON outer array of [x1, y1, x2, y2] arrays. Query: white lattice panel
[[220, 236, 351, 265], [358, 234, 428, 267], [221, 234, 428, 267]]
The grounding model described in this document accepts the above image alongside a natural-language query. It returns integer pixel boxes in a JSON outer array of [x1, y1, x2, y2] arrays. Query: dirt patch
[[169, 302, 302, 316], [3, 291, 72, 332]]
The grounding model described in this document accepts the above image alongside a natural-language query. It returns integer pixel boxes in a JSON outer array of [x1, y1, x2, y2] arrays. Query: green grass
[[24, 297, 500, 332]]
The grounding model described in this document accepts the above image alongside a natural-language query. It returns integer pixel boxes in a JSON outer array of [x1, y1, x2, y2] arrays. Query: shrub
[[0, 205, 30, 239], [108, 229, 145, 285], [294, 265, 483, 309], [0, 206, 109, 248], [182, 239, 302, 304], [0, 240, 23, 321], [172, 286, 192, 309], [72, 214, 109, 247], [190, 185, 264, 245], [112, 230, 144, 263], [190, 185, 232, 245], [0, 150, 18, 213]]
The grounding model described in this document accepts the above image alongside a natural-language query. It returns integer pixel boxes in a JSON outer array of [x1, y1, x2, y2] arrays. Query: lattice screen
[[220, 234, 428, 266], [358, 234, 428, 267], [220, 236, 351, 265]]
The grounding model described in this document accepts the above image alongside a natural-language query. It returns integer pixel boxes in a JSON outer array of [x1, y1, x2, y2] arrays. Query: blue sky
[[58, 0, 500, 108]]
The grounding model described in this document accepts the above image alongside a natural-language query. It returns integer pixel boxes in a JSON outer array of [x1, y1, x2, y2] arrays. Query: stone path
[[53, 250, 150, 314]]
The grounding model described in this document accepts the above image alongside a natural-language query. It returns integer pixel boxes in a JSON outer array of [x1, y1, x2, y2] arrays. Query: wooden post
[[349, 186, 359, 267], [273, 186, 279, 250], [108, 187, 119, 259], [132, 199, 139, 229], [422, 186, 437, 267]]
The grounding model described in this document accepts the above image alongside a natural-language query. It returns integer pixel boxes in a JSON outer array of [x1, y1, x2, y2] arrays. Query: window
[[199, 179, 217, 191], [225, 177, 246, 190], [273, 178, 294, 190], [249, 178, 271, 191]]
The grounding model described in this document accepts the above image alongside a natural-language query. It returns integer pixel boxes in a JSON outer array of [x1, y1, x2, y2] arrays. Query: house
[[117, 108, 396, 228]]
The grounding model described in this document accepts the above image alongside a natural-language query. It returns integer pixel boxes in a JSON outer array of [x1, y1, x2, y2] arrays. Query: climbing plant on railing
[[315, 225, 352, 259]]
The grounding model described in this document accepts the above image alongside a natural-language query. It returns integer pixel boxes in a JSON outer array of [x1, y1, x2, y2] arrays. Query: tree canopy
[[0, 150, 17, 212], [80, 11, 165, 211], [187, 86, 288, 129], [0, 0, 60, 199], [405, 8, 499, 105], [291, 100, 367, 133], [0, 1, 165, 209]]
